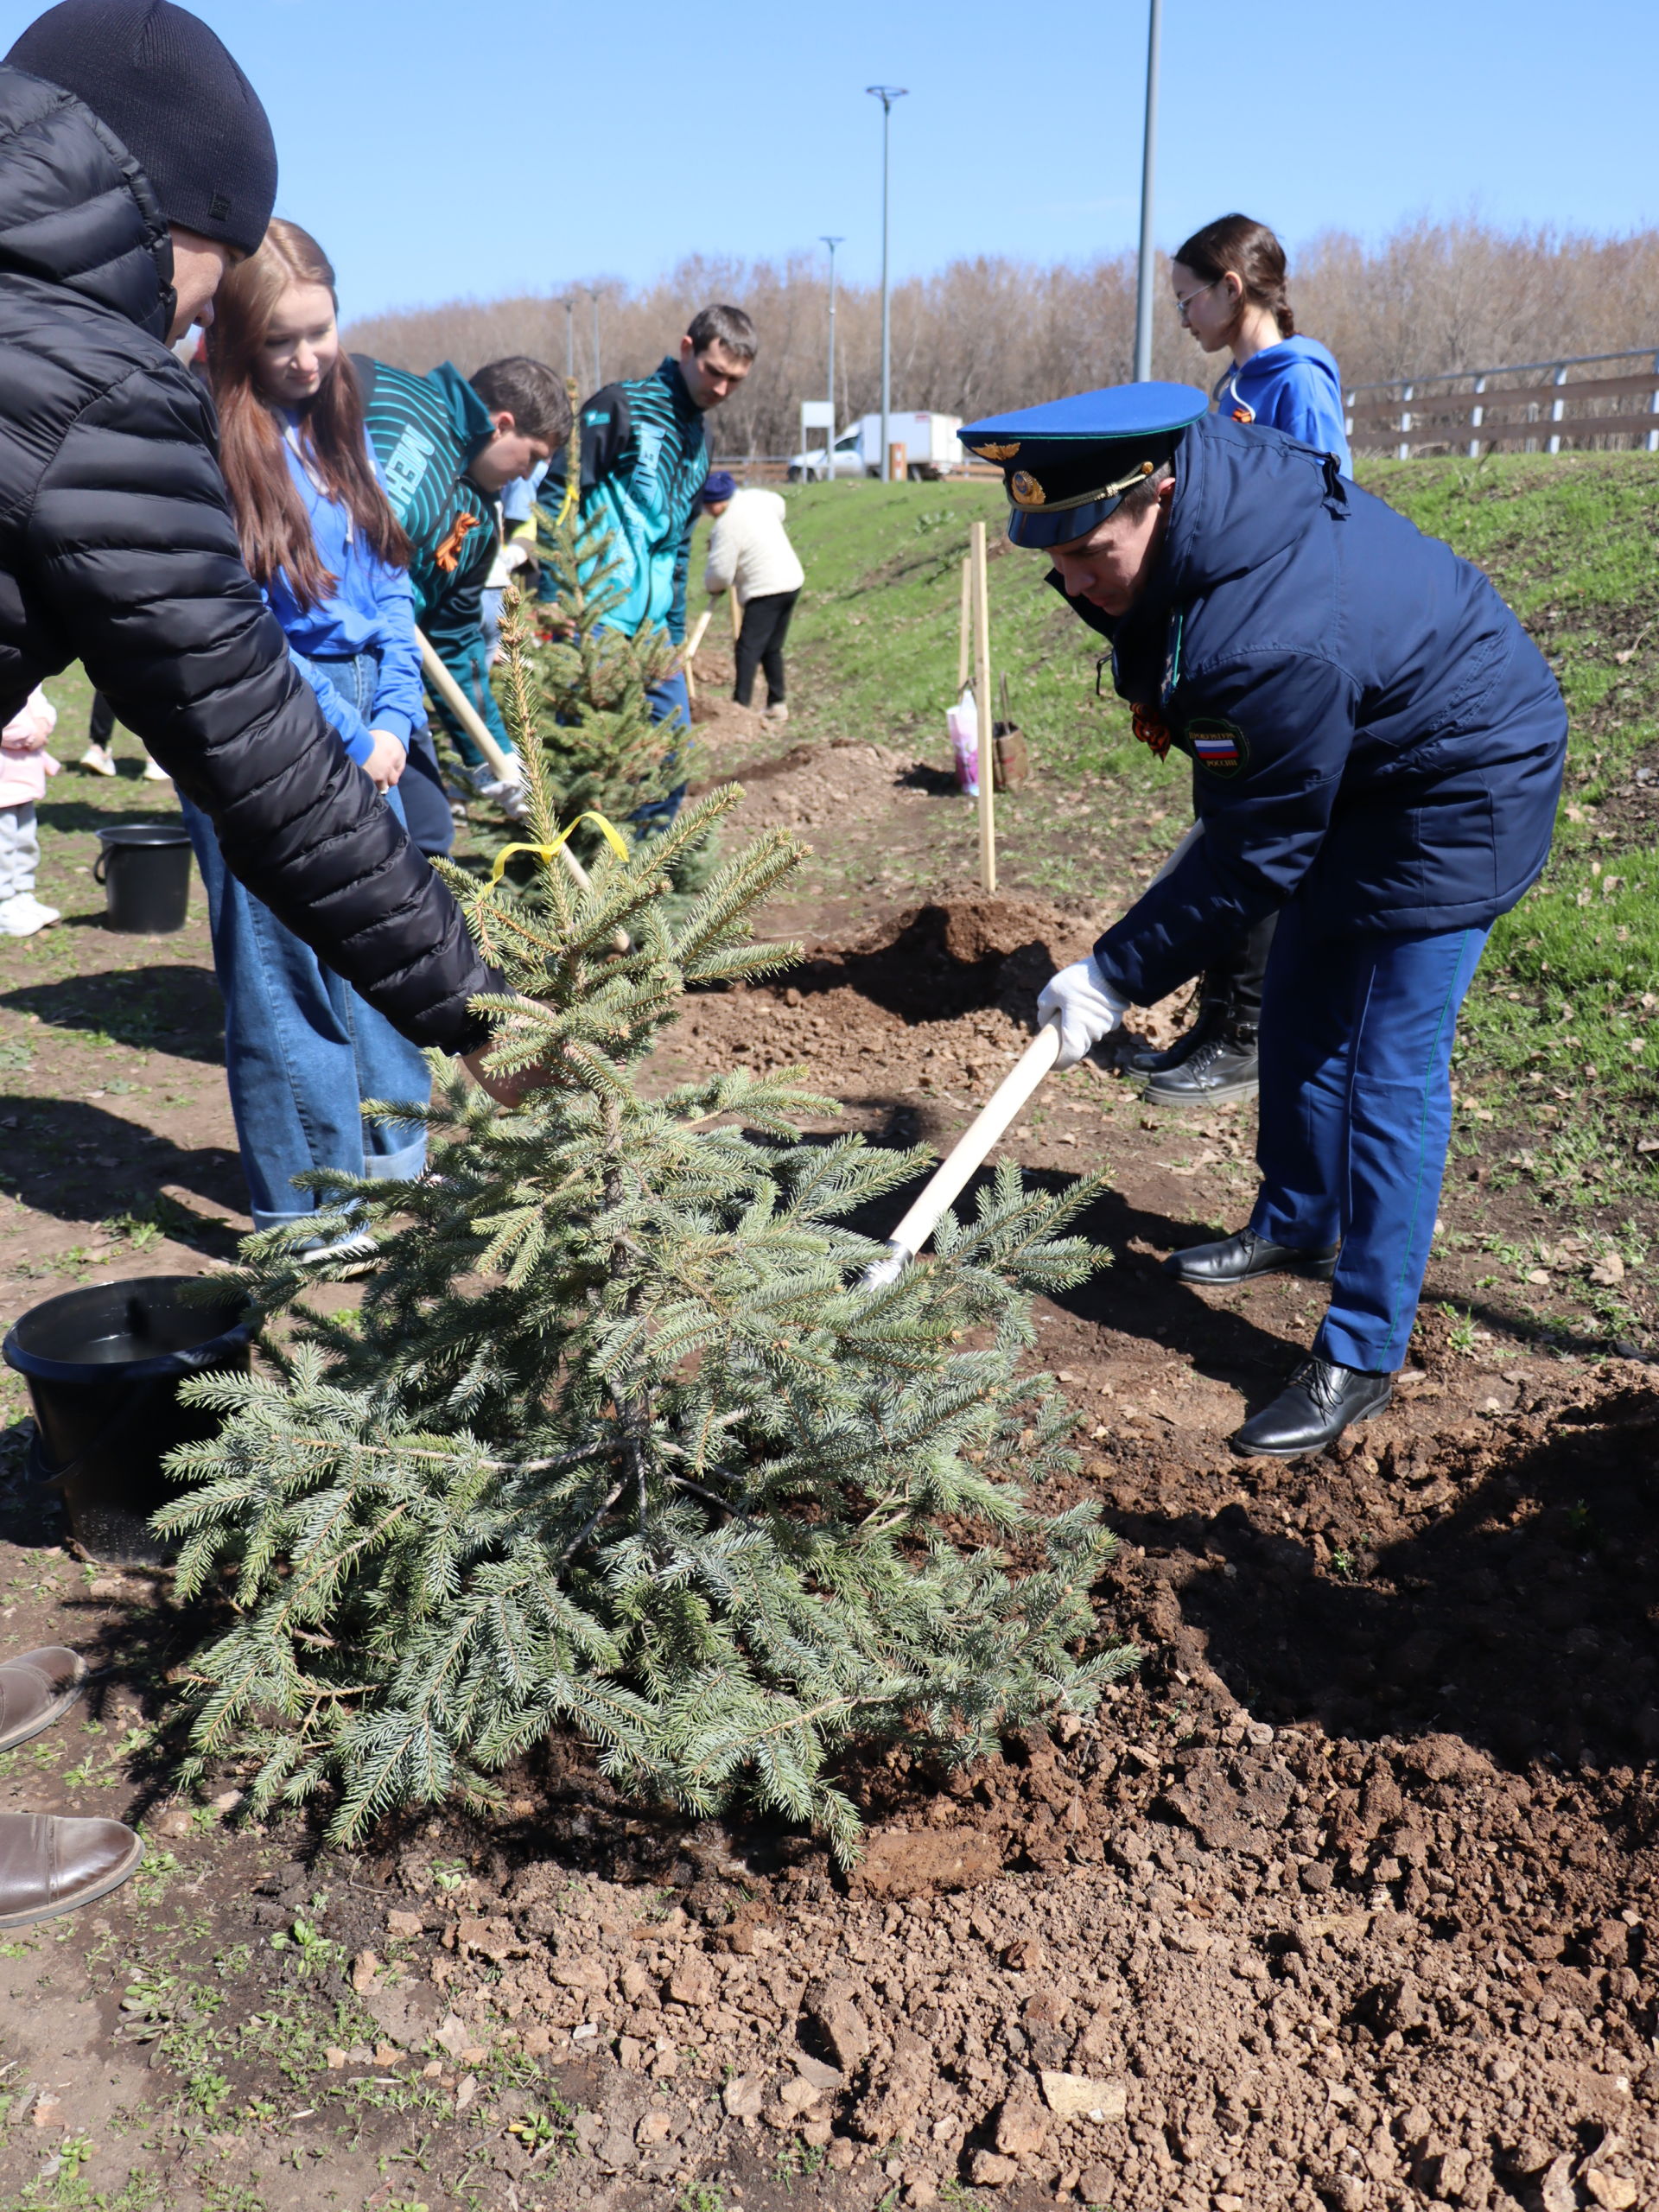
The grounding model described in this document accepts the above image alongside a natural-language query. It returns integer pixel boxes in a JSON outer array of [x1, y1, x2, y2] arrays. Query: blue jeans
[[302, 646, 453, 858], [183, 654, 431, 1232], [1250, 902, 1489, 1373], [632, 671, 690, 833], [480, 586, 504, 664]]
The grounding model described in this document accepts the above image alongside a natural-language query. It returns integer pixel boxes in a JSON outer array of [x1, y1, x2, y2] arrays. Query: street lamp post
[[1132, 0, 1163, 383], [585, 287, 602, 390], [865, 86, 907, 482], [820, 234, 843, 476]]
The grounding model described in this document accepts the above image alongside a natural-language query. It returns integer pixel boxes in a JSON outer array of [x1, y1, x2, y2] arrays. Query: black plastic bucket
[[94, 823, 194, 934], [3, 1277, 254, 1565]]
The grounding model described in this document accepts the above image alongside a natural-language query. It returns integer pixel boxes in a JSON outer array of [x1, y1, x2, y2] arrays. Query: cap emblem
[[972, 442, 1021, 461], [1011, 470, 1046, 507]]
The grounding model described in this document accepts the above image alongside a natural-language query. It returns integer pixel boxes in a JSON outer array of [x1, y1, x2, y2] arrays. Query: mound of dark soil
[[791, 893, 1092, 1021]]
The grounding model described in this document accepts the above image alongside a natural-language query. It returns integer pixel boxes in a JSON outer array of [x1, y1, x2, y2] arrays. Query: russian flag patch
[[1187, 718, 1248, 776]]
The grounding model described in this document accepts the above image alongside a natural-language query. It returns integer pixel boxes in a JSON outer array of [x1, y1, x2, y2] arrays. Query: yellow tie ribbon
[[484, 812, 631, 891]]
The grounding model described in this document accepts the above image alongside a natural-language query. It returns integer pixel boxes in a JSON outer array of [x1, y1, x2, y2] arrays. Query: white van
[[788, 410, 966, 482]]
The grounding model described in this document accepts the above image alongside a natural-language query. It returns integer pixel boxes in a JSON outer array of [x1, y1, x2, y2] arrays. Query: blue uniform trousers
[[1249, 903, 1489, 1373]]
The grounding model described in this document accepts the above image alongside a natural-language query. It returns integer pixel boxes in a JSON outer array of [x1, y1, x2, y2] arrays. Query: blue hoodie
[[264, 420, 424, 765], [1214, 336, 1351, 475], [1052, 413, 1566, 1007]]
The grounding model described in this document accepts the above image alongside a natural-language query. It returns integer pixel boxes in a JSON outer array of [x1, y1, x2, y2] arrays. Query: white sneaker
[[79, 743, 117, 777], [141, 756, 171, 783], [0, 893, 60, 936], [762, 702, 790, 725]]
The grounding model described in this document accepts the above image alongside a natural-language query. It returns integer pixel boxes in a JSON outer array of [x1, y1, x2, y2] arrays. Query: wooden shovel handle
[[864, 1020, 1062, 1285]]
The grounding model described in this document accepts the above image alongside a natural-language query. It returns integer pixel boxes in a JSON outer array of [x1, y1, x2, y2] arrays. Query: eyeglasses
[[1173, 276, 1223, 322]]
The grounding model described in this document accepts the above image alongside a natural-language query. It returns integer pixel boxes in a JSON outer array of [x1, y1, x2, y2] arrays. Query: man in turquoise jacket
[[356, 353, 568, 852], [547, 304, 756, 801]]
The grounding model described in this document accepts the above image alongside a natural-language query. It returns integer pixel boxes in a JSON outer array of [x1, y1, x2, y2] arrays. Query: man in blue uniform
[[961, 385, 1567, 1456]]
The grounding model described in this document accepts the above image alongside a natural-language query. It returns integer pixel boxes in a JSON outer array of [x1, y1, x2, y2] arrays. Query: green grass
[[1373, 456, 1659, 1229]]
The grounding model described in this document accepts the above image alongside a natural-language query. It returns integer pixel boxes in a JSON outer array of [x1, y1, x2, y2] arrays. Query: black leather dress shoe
[[1164, 1228, 1338, 1287], [1128, 1001, 1226, 1077], [1144, 1023, 1260, 1108], [1230, 1357, 1394, 1459]]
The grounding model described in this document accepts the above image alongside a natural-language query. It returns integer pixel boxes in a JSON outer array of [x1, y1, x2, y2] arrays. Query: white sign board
[[799, 399, 836, 430]]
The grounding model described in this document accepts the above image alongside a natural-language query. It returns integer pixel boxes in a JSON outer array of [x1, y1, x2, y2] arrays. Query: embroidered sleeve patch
[[1187, 717, 1249, 776]]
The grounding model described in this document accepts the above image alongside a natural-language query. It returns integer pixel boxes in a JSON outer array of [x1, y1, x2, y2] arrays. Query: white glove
[[1037, 957, 1128, 1071]]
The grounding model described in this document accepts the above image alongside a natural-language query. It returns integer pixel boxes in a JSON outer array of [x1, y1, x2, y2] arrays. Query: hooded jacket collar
[[655, 355, 698, 420], [0, 67, 175, 340], [425, 361, 497, 473]]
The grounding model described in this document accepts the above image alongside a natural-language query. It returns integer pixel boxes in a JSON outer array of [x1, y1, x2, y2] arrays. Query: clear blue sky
[[21, 0, 1655, 320]]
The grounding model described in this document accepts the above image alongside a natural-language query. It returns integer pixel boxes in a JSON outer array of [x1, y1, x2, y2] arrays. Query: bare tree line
[[343, 219, 1659, 457]]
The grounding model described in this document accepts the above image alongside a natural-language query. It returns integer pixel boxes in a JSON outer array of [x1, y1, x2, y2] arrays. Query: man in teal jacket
[[356, 353, 568, 852], [546, 304, 756, 803]]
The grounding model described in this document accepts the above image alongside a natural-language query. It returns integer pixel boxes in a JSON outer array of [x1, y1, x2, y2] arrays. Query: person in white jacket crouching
[[702, 474, 804, 721]]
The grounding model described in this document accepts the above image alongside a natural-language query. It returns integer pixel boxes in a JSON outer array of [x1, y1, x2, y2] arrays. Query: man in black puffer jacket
[[0, 0, 509, 1058], [0, 0, 518, 1932]]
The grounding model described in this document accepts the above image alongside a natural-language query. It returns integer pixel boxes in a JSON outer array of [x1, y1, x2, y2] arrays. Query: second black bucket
[[3, 1277, 255, 1565], [94, 822, 194, 934]]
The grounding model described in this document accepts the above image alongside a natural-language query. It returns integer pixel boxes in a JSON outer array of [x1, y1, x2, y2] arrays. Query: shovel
[[862, 1017, 1063, 1287]]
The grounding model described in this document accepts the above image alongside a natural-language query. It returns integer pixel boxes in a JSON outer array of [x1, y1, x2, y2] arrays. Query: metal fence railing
[[1346, 347, 1659, 459]]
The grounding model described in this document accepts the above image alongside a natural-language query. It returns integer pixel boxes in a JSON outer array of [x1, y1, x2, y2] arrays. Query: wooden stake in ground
[[957, 556, 971, 694], [969, 520, 996, 893]]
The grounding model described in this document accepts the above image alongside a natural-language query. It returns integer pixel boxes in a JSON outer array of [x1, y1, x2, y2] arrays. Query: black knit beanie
[[5, 0, 277, 256]]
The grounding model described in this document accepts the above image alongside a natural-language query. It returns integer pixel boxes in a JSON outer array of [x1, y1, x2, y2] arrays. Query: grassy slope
[[694, 454, 1659, 1336]]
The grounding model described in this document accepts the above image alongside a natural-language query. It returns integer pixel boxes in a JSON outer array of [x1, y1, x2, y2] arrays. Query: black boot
[[1143, 1020, 1260, 1108], [1164, 1228, 1338, 1286], [1230, 1357, 1394, 1459], [1128, 991, 1226, 1077]]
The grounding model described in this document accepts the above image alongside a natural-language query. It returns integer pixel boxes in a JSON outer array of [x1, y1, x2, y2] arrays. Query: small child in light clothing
[[0, 687, 61, 936]]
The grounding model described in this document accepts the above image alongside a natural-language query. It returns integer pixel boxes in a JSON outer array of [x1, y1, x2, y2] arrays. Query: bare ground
[[0, 719, 1654, 2212]]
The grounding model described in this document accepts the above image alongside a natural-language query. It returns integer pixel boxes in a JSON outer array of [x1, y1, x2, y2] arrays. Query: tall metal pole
[[1133, 0, 1163, 383], [587, 288, 602, 389], [866, 87, 907, 481], [821, 234, 843, 475]]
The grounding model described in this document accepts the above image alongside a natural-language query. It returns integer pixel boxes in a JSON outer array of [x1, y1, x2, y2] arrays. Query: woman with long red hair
[[193, 219, 431, 1260]]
